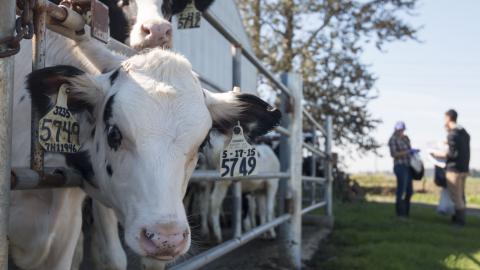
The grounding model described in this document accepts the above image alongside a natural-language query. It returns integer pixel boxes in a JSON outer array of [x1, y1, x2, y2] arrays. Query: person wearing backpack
[[432, 109, 470, 226], [388, 121, 416, 217]]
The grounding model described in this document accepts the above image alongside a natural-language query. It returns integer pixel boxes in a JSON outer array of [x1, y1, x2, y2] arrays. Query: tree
[[237, 0, 419, 152]]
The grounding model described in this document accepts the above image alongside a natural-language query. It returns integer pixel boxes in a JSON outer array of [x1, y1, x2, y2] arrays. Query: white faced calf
[[22, 49, 280, 264]]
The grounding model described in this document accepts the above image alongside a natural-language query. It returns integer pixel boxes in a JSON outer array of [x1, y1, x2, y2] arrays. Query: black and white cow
[[10, 35, 280, 269]]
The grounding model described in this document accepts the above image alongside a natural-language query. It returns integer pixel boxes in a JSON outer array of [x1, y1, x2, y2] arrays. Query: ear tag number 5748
[[38, 84, 81, 153], [220, 123, 258, 178]]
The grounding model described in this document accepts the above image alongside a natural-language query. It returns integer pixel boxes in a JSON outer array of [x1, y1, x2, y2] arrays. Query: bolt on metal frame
[[0, 2, 335, 269]]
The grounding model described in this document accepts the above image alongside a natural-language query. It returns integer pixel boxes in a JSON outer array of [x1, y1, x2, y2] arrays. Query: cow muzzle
[[131, 20, 173, 50], [139, 222, 190, 260]]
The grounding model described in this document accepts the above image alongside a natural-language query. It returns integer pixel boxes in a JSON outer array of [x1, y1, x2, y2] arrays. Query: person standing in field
[[388, 121, 414, 217], [432, 109, 470, 226]]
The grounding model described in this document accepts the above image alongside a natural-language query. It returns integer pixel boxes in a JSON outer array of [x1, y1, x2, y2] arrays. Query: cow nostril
[[144, 229, 155, 240], [141, 25, 151, 36], [165, 28, 172, 37]]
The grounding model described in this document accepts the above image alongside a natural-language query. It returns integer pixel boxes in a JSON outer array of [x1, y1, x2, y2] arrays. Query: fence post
[[0, 1, 16, 268], [325, 115, 333, 217], [231, 45, 242, 238], [278, 73, 303, 269], [31, 0, 47, 172], [310, 129, 317, 204]]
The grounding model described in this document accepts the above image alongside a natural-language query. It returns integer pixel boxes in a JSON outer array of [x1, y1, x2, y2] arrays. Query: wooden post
[[0, 1, 16, 268]]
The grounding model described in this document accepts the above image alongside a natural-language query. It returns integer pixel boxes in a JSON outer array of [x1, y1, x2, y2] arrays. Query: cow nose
[[139, 222, 189, 260], [140, 21, 172, 47]]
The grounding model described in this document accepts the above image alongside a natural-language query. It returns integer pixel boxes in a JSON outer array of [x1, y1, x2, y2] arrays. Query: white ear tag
[[38, 84, 81, 153], [177, 2, 202, 29], [220, 122, 258, 178]]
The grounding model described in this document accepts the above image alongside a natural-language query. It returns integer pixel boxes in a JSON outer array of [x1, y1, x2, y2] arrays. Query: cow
[[199, 132, 281, 243], [10, 32, 280, 270], [115, 0, 215, 49]]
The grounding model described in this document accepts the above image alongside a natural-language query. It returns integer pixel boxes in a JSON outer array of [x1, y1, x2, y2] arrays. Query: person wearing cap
[[432, 109, 470, 226], [388, 121, 414, 217]]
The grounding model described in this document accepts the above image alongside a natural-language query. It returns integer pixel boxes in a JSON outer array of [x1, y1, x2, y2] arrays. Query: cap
[[394, 121, 406, 131]]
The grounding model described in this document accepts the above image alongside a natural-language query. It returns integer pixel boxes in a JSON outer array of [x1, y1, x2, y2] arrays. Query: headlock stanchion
[[0, 1, 335, 269], [0, 1, 16, 268]]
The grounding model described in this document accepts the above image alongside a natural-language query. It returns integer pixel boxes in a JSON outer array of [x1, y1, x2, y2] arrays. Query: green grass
[[307, 201, 480, 270], [352, 174, 480, 208]]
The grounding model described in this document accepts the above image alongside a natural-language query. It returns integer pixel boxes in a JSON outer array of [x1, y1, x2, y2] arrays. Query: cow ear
[[26, 65, 105, 117], [171, 1, 189, 14], [193, 0, 215, 12], [204, 90, 281, 140]]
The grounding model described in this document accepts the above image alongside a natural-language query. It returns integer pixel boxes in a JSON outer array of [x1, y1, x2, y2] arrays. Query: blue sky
[[343, 0, 480, 172]]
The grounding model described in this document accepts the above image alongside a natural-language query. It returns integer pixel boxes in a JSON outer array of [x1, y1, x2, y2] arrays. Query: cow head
[[26, 49, 280, 261], [119, 0, 215, 50]]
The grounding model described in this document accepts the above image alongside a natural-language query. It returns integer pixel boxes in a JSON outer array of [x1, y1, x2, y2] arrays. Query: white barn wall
[[172, 0, 258, 95]]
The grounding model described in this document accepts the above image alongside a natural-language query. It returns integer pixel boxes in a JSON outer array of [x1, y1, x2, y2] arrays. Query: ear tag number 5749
[[38, 84, 81, 153], [220, 123, 258, 178]]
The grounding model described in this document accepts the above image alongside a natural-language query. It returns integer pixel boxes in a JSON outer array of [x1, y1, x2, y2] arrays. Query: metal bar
[[31, 0, 48, 173], [169, 214, 291, 270], [310, 129, 317, 204], [303, 142, 326, 158], [202, 12, 290, 96], [325, 116, 333, 216], [301, 201, 327, 215], [278, 73, 303, 269], [277, 77, 291, 245], [10, 167, 84, 190], [0, 1, 16, 267], [231, 45, 242, 238], [275, 126, 290, 137], [302, 176, 326, 184], [190, 171, 289, 182], [303, 110, 326, 135]]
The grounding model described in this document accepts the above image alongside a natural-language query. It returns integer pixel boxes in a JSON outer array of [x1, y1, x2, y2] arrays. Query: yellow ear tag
[[177, 2, 202, 29], [220, 122, 258, 178], [38, 84, 81, 153]]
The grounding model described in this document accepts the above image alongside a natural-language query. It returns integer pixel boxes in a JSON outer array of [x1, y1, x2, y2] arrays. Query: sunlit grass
[[307, 201, 480, 270]]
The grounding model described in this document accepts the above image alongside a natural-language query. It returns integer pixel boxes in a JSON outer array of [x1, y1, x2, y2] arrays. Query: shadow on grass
[[305, 200, 480, 270]]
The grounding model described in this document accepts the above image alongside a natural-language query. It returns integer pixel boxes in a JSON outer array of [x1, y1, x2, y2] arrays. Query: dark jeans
[[394, 164, 413, 216]]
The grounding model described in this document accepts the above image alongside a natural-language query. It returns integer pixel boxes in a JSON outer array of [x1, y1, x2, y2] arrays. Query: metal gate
[[0, 1, 334, 269]]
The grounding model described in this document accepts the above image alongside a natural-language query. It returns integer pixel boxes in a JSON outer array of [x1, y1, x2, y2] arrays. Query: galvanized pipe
[[169, 214, 291, 270], [275, 126, 290, 137], [0, 1, 16, 268], [190, 171, 289, 182], [202, 12, 290, 96], [31, 0, 48, 173], [303, 110, 326, 135], [231, 45, 242, 238], [301, 201, 327, 215], [303, 142, 326, 158], [302, 176, 326, 184], [325, 116, 333, 216], [10, 167, 84, 190], [310, 129, 317, 204]]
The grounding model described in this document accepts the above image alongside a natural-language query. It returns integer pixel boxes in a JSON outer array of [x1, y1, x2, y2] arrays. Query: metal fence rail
[[0, 2, 335, 270]]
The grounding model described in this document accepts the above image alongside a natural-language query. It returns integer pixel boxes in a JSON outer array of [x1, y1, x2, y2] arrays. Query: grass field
[[307, 201, 480, 270], [352, 174, 480, 208], [306, 174, 480, 270]]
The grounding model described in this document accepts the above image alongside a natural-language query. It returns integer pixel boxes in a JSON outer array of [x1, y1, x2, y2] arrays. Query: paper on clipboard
[[427, 148, 446, 168]]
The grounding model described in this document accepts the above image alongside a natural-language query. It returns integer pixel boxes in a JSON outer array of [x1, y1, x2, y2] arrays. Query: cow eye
[[107, 125, 122, 151]]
